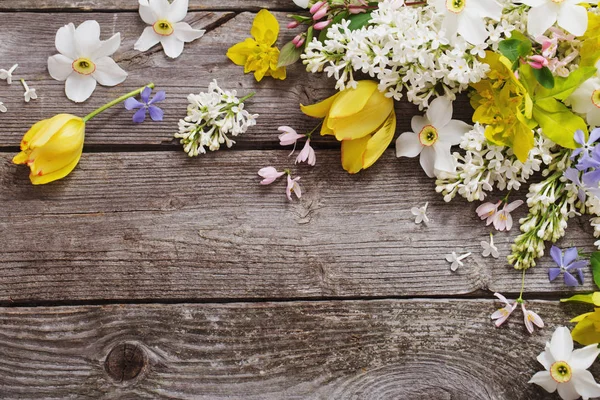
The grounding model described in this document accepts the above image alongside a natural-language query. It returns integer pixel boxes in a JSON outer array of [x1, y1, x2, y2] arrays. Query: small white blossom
[[0, 102, 6, 113], [411, 202, 429, 224], [0, 64, 18, 84], [445, 251, 471, 271], [481, 234, 499, 258], [20, 79, 37, 103]]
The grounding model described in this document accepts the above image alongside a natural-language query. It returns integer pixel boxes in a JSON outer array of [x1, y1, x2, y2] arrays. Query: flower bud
[[310, 1, 326, 14], [313, 5, 329, 20], [287, 20, 300, 29], [313, 20, 332, 30]]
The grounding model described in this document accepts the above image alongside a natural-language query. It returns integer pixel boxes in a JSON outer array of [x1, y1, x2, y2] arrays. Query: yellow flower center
[[153, 19, 174, 36], [551, 0, 565, 3], [550, 361, 572, 383], [72, 58, 96, 75], [419, 125, 438, 147], [446, 0, 466, 13], [592, 89, 600, 109]]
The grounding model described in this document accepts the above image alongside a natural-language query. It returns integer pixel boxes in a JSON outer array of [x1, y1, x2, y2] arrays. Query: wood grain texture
[[1, 150, 596, 303], [0, 11, 474, 149], [0, 299, 593, 399]]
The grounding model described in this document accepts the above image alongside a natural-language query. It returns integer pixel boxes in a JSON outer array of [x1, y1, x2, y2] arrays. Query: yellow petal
[[362, 111, 396, 170], [20, 118, 50, 150], [226, 39, 257, 66], [572, 312, 595, 323], [251, 9, 279, 47], [331, 89, 394, 141], [321, 115, 334, 136], [340, 135, 371, 174], [301, 93, 339, 118], [268, 65, 287, 80], [571, 315, 600, 346], [29, 145, 83, 185], [28, 114, 81, 149], [12, 151, 29, 165], [329, 80, 378, 119], [28, 119, 85, 177]]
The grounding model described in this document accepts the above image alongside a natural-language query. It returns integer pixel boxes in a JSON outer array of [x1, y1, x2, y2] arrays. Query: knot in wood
[[104, 343, 146, 382]]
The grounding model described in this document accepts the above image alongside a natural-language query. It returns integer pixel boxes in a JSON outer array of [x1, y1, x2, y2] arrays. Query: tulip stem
[[83, 83, 155, 123]]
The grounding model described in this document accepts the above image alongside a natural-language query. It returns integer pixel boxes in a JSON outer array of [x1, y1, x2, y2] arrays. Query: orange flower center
[[592, 89, 600, 109], [550, 361, 572, 383]]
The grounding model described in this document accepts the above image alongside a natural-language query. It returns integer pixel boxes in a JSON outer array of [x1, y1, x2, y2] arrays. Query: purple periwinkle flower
[[564, 168, 587, 203], [124, 86, 166, 123], [572, 129, 600, 171], [548, 245, 587, 286]]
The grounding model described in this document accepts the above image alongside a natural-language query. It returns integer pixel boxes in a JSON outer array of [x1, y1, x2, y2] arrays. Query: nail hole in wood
[[104, 343, 146, 382]]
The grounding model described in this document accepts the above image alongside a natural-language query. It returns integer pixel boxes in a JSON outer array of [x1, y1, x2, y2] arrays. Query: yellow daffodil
[[562, 292, 600, 345], [301, 80, 396, 174], [13, 114, 85, 185], [227, 9, 286, 82]]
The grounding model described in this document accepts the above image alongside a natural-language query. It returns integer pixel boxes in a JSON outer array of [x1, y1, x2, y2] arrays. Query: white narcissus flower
[[48, 20, 127, 103], [517, 0, 589, 37], [396, 96, 472, 178], [429, 0, 502, 45], [135, 0, 205, 59], [293, 0, 310, 8], [567, 76, 600, 128], [529, 326, 600, 399]]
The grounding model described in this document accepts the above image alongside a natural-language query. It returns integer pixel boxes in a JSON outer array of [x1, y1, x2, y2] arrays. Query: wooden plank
[[1, 151, 596, 303], [0, 299, 594, 399], [0, 11, 474, 148], [0, 0, 296, 12]]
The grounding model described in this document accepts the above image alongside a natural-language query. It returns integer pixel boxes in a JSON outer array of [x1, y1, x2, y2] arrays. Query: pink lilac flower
[[476, 200, 502, 225], [493, 200, 523, 231], [522, 303, 544, 334], [548, 246, 587, 287], [286, 175, 302, 201], [491, 293, 517, 327], [278, 126, 305, 147], [258, 167, 285, 185], [296, 139, 316, 166], [124, 86, 165, 123], [528, 55, 549, 70]]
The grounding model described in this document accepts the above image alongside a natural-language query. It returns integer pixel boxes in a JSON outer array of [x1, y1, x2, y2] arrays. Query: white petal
[[134, 27, 161, 52], [550, 327, 573, 363], [167, 0, 189, 23], [569, 345, 600, 371], [55, 23, 78, 59], [396, 132, 423, 158], [92, 57, 127, 86], [420, 147, 436, 178], [568, 79, 597, 114], [90, 33, 121, 60], [293, 0, 309, 8], [572, 370, 600, 399], [557, 381, 580, 400], [173, 22, 205, 43], [528, 371, 558, 393], [470, 0, 502, 20], [139, 2, 158, 24], [48, 54, 73, 81], [65, 73, 97, 103], [588, 109, 600, 127], [75, 20, 102, 57], [441, 13, 458, 40], [537, 350, 555, 371], [433, 142, 456, 174], [426, 97, 452, 128], [160, 34, 185, 59], [458, 11, 490, 45], [519, 0, 545, 6], [557, 4, 588, 37], [439, 120, 471, 146], [149, 0, 170, 17], [411, 115, 428, 135], [527, 4, 558, 37]]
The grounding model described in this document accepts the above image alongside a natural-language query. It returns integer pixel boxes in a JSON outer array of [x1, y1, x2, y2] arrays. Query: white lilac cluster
[[435, 124, 555, 202], [302, 0, 521, 108], [175, 80, 258, 157], [508, 151, 579, 270]]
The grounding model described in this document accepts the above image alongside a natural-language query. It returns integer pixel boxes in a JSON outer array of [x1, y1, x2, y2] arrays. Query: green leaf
[[592, 252, 600, 290], [277, 41, 303, 68], [533, 97, 588, 148], [347, 11, 372, 31], [535, 67, 598, 101], [532, 66, 555, 89], [498, 39, 522, 63], [306, 26, 314, 47]]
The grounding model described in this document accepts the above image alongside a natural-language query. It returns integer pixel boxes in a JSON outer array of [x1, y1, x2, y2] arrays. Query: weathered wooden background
[[1, 1, 598, 399]]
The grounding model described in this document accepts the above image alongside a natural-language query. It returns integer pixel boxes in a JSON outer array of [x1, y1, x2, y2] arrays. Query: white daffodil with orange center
[[396, 96, 472, 178], [517, 0, 589, 37], [430, 0, 502, 45], [135, 0, 205, 59], [567, 76, 600, 128], [48, 20, 127, 103]]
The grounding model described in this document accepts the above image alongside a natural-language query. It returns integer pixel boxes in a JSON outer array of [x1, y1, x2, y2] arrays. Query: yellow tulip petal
[[329, 80, 378, 119], [301, 93, 339, 118], [572, 312, 595, 323], [226, 38, 257, 66], [251, 9, 279, 47], [340, 135, 370, 174], [331, 90, 394, 141], [571, 316, 600, 346], [28, 119, 85, 176], [12, 151, 29, 165], [28, 114, 80, 149], [321, 115, 334, 136], [29, 145, 83, 185], [362, 111, 396, 170], [20, 118, 50, 150]]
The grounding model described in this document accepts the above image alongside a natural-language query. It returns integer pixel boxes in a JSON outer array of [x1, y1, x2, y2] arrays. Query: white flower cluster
[[302, 0, 521, 109], [436, 124, 554, 202], [175, 80, 258, 157]]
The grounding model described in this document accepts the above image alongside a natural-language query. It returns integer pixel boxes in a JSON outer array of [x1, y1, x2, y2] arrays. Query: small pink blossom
[[313, 5, 328, 20], [491, 293, 517, 327], [287, 21, 300, 29], [286, 175, 302, 201], [292, 35, 305, 48], [258, 167, 285, 185], [522, 303, 544, 334], [278, 126, 305, 146], [493, 200, 523, 231], [310, 1, 326, 14], [476, 200, 502, 225], [313, 20, 331, 30], [528, 55, 549, 70], [295, 139, 316, 166]]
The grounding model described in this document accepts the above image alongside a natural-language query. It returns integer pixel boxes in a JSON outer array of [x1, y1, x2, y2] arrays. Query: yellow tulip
[[13, 114, 85, 185], [562, 292, 600, 345], [301, 80, 396, 174]]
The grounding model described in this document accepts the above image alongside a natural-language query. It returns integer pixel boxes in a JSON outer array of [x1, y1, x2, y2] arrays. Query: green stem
[[307, 121, 323, 138], [83, 83, 155, 123], [517, 269, 526, 303], [220, 92, 256, 112]]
